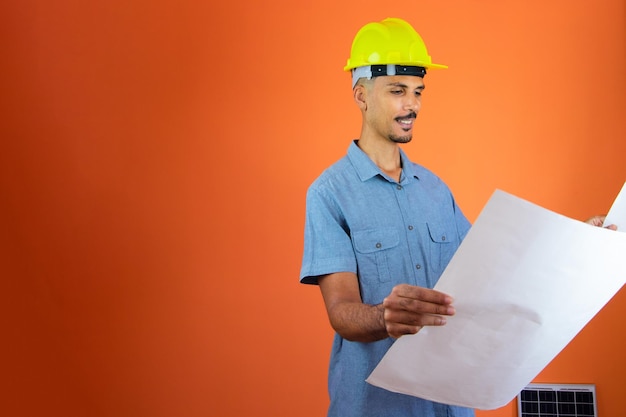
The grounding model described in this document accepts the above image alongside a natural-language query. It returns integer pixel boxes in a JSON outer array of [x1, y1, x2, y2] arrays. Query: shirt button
[[376, 242, 382, 249], [415, 264, 422, 270], [441, 236, 446, 241], [408, 225, 414, 230], [396, 185, 402, 190]]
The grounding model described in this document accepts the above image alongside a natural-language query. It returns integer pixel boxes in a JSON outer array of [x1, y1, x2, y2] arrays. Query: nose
[[404, 94, 421, 112]]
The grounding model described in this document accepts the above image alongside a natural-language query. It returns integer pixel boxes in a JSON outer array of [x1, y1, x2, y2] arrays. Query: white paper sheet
[[603, 181, 626, 231], [366, 188, 626, 410]]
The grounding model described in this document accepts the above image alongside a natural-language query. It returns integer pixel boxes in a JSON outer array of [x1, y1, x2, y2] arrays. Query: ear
[[353, 84, 368, 111]]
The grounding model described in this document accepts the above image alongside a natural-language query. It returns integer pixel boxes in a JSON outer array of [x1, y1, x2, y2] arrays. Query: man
[[300, 17, 475, 417], [300, 17, 613, 417]]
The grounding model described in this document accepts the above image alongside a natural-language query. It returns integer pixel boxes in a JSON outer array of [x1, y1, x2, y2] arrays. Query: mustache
[[396, 112, 417, 120]]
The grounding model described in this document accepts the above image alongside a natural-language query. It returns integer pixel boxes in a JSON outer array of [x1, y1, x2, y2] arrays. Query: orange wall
[[1, 1, 624, 416]]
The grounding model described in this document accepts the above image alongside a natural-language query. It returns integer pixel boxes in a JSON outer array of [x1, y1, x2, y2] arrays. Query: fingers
[[584, 215, 617, 230], [385, 284, 454, 312], [382, 284, 455, 338], [384, 294, 455, 316], [585, 216, 605, 227], [383, 309, 447, 339], [385, 323, 423, 339]]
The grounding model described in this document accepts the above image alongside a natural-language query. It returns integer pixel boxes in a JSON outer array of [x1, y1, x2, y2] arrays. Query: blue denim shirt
[[300, 141, 474, 417]]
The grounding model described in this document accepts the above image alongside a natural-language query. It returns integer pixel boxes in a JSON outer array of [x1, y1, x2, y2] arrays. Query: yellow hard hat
[[345, 18, 447, 87]]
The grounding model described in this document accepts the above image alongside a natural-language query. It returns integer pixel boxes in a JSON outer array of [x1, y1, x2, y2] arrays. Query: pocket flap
[[426, 223, 452, 244], [353, 228, 399, 253]]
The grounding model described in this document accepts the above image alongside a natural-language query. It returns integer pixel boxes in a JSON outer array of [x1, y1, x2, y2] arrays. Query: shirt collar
[[347, 140, 420, 182]]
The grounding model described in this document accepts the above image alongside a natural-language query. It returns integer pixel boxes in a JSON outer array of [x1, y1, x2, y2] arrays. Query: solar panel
[[517, 384, 597, 417]]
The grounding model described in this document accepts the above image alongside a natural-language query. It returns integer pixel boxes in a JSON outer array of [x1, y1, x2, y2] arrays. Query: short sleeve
[[299, 184, 357, 285]]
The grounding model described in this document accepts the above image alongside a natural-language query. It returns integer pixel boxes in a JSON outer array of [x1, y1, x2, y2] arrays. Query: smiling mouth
[[396, 112, 417, 129]]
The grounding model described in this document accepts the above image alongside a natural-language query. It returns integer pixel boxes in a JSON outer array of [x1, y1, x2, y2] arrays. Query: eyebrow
[[386, 82, 425, 90]]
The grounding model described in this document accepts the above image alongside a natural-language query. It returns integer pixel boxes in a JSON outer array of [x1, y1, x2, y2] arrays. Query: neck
[[356, 137, 403, 181]]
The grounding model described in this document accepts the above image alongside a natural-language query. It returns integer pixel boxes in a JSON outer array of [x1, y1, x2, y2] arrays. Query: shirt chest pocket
[[352, 228, 399, 283], [426, 222, 457, 274]]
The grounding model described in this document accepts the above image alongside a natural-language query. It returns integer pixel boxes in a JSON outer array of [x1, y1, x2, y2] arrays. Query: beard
[[389, 111, 416, 143], [389, 133, 413, 144]]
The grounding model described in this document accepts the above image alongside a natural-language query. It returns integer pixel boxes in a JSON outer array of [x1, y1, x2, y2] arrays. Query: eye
[[391, 89, 403, 95]]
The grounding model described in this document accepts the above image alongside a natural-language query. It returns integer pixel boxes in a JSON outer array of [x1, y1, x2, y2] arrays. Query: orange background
[[1, 1, 625, 416]]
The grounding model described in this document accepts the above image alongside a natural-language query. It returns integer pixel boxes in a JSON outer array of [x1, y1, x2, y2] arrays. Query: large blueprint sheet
[[367, 188, 626, 410]]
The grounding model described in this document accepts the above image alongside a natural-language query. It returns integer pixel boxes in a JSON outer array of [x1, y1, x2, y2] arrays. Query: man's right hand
[[382, 284, 455, 339]]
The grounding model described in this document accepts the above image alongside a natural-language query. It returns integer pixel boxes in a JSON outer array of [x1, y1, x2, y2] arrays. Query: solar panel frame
[[517, 383, 597, 417]]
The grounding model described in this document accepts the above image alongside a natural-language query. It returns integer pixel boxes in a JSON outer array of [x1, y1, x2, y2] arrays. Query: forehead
[[375, 75, 425, 89]]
